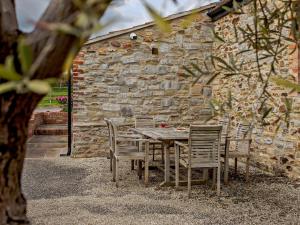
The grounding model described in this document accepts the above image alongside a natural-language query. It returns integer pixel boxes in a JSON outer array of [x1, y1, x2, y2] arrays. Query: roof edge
[[85, 3, 216, 46], [207, 0, 250, 21]]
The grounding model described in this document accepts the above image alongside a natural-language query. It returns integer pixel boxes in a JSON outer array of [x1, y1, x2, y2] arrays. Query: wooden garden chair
[[174, 125, 222, 197], [110, 120, 150, 187], [221, 121, 252, 184], [105, 118, 141, 172], [135, 116, 163, 161]]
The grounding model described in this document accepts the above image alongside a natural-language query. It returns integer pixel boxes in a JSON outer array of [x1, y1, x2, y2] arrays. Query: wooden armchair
[[221, 122, 252, 184], [105, 118, 141, 172], [110, 121, 150, 187], [174, 125, 222, 197]]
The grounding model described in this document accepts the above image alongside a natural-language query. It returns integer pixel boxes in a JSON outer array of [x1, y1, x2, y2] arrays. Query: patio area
[[22, 157, 300, 225]]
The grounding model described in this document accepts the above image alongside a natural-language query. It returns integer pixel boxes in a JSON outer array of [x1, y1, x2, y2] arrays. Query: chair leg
[[175, 145, 180, 189], [161, 147, 164, 164], [138, 160, 142, 180], [112, 156, 116, 182], [110, 151, 113, 172], [131, 160, 135, 170], [144, 142, 149, 186], [115, 159, 119, 187], [212, 168, 216, 189], [234, 158, 238, 176], [245, 157, 250, 182], [217, 165, 221, 196], [203, 169, 208, 182], [224, 155, 229, 185], [188, 165, 191, 198], [152, 147, 155, 161]]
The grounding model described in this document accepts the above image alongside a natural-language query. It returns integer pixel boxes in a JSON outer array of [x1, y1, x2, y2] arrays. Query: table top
[[131, 128, 189, 141]]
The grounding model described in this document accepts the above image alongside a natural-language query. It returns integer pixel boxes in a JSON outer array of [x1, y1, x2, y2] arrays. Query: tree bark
[[0, 93, 42, 225], [0, 0, 112, 224]]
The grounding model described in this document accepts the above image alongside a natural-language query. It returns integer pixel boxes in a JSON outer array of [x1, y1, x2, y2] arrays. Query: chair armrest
[[174, 141, 188, 148], [118, 134, 142, 138], [116, 137, 149, 142], [227, 138, 252, 142]]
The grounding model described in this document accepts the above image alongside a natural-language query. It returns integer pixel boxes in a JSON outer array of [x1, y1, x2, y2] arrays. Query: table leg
[[164, 141, 170, 183]]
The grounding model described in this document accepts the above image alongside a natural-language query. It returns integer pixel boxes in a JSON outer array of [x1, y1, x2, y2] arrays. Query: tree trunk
[[0, 0, 112, 224], [0, 93, 41, 225]]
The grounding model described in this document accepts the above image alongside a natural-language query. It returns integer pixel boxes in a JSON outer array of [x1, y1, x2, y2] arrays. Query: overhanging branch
[[26, 0, 112, 80], [0, 0, 19, 64]]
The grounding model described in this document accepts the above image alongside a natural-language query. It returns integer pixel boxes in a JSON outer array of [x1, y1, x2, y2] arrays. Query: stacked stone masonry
[[72, 3, 300, 179]]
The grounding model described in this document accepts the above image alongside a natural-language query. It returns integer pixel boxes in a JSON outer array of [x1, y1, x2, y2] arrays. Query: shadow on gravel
[[22, 159, 89, 200]]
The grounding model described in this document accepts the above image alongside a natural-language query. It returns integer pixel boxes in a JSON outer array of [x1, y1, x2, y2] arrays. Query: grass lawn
[[38, 87, 68, 108]]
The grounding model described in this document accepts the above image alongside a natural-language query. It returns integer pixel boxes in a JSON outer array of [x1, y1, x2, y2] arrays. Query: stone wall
[[212, 1, 300, 179], [72, 3, 300, 179], [72, 11, 214, 157]]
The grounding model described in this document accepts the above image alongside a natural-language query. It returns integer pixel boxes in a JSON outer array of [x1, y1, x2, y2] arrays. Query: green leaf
[[183, 65, 196, 77], [0, 65, 21, 81], [26, 80, 52, 94], [76, 13, 89, 28], [262, 107, 273, 119], [271, 77, 300, 92], [18, 38, 32, 73], [222, 6, 232, 12], [206, 72, 220, 85], [0, 81, 17, 94], [143, 2, 171, 33]]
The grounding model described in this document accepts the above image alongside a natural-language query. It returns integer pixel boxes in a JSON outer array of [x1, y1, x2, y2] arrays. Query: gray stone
[[202, 86, 212, 98], [102, 103, 120, 111], [143, 65, 158, 74], [160, 81, 178, 90], [157, 66, 169, 75], [107, 86, 120, 94], [120, 106, 133, 117], [161, 98, 174, 107], [122, 56, 137, 64]]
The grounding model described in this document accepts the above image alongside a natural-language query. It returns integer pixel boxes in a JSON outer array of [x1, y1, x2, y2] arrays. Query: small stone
[[111, 40, 121, 47], [143, 36, 153, 42], [98, 47, 107, 55], [122, 42, 133, 49]]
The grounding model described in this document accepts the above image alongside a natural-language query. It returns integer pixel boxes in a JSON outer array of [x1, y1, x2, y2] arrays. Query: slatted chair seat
[[115, 151, 146, 159], [175, 125, 222, 197]]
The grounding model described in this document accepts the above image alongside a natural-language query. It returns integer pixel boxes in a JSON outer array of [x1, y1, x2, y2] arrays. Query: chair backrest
[[235, 122, 252, 152], [110, 120, 119, 155], [189, 125, 222, 166], [219, 117, 231, 153], [135, 116, 155, 128], [104, 118, 112, 150]]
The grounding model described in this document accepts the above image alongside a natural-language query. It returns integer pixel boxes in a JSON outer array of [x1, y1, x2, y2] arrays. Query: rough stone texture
[[72, 12, 214, 158], [212, 1, 300, 180]]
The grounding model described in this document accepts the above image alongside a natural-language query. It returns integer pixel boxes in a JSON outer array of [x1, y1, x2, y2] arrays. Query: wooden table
[[131, 128, 189, 186]]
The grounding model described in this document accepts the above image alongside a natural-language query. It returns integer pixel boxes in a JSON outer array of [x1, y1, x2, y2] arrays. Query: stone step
[[28, 135, 67, 143], [34, 124, 67, 135], [26, 135, 68, 158], [26, 147, 68, 158]]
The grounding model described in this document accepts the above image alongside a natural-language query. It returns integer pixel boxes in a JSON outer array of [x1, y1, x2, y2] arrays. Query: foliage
[[184, 0, 300, 131]]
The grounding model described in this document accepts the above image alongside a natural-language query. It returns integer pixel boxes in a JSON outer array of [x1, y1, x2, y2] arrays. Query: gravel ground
[[22, 157, 300, 225]]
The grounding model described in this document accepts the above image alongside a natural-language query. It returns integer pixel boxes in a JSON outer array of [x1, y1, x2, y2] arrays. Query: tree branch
[[26, 0, 112, 80], [0, 0, 19, 64]]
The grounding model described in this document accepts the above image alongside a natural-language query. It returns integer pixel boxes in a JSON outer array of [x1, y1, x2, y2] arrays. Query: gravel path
[[22, 158, 300, 225]]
